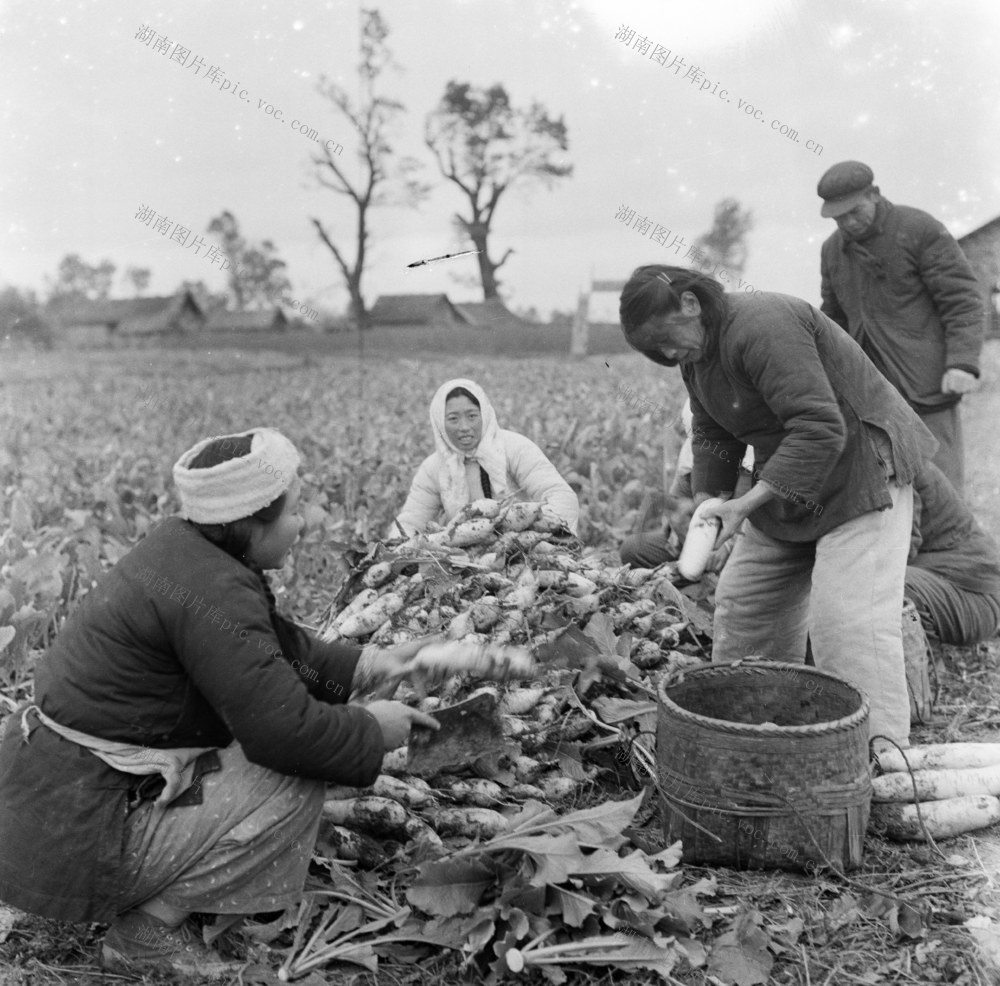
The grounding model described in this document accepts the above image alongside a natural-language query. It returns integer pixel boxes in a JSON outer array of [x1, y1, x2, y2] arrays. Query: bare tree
[[693, 198, 754, 280], [425, 81, 572, 300], [309, 8, 426, 329]]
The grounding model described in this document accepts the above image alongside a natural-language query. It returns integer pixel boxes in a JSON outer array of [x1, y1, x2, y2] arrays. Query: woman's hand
[[695, 498, 747, 547], [361, 700, 439, 750], [355, 634, 450, 699]]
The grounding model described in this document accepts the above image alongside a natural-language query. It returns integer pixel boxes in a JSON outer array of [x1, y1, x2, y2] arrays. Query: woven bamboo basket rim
[[659, 660, 870, 737]]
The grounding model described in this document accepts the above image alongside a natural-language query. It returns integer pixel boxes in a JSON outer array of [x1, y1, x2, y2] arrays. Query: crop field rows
[[2, 339, 1000, 985]]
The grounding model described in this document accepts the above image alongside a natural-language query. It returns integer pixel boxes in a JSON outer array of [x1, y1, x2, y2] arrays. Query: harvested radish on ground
[[875, 742, 1000, 774], [871, 795, 1000, 840], [872, 765, 1000, 802], [322, 796, 414, 840], [424, 806, 509, 839]]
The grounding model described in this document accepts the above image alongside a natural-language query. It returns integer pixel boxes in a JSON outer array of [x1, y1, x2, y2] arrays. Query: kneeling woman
[[392, 378, 580, 536], [0, 428, 440, 976]]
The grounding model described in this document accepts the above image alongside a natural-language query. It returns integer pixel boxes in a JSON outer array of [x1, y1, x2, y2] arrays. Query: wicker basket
[[656, 661, 872, 872]]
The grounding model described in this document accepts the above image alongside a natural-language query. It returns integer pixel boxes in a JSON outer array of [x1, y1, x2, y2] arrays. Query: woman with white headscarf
[[393, 378, 579, 536]]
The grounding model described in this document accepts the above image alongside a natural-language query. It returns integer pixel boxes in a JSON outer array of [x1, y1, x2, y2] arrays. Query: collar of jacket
[[839, 197, 892, 252]]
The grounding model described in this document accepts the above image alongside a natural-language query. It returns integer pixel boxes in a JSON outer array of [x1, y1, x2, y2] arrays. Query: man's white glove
[[941, 368, 979, 395]]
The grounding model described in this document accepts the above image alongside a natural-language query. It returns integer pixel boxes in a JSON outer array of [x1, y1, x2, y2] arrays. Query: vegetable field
[[1, 340, 1000, 985]]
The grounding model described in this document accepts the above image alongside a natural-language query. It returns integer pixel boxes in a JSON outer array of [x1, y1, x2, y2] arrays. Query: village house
[[204, 308, 290, 334], [49, 291, 204, 347]]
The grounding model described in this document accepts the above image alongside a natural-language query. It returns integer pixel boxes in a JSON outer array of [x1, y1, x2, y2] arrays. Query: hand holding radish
[[360, 700, 440, 750]]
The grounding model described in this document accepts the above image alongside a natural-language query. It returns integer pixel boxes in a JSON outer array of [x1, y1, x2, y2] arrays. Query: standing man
[[818, 161, 984, 492]]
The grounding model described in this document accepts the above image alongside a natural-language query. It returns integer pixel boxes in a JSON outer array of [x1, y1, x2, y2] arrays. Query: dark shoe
[[101, 909, 242, 979]]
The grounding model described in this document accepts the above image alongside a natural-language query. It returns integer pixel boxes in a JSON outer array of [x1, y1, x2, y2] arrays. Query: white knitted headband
[[172, 427, 301, 524]]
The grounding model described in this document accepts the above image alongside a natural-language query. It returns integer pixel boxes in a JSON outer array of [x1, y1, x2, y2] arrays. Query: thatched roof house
[[453, 298, 528, 329], [205, 308, 289, 333], [369, 293, 471, 327], [51, 291, 203, 347]]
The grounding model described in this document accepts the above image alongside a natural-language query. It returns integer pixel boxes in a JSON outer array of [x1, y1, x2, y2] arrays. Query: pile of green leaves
[[278, 793, 715, 983]]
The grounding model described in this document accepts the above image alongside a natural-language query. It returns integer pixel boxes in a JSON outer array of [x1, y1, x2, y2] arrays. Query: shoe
[[100, 909, 243, 979]]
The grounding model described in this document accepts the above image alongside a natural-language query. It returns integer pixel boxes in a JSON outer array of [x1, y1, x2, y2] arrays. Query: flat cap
[[817, 160, 875, 217]]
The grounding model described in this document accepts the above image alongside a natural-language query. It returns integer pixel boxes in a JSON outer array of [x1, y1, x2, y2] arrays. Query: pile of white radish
[[316, 498, 711, 859], [320, 681, 600, 858], [871, 743, 1000, 841], [320, 497, 699, 676]]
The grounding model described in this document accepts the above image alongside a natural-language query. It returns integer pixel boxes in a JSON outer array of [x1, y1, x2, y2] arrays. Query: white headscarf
[[429, 379, 509, 517]]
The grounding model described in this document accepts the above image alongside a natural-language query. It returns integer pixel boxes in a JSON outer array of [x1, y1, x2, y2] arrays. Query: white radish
[[512, 531, 550, 552], [446, 610, 475, 640], [336, 593, 405, 638], [508, 783, 546, 800], [501, 502, 542, 532], [403, 817, 444, 849], [448, 518, 496, 547], [615, 599, 657, 622], [532, 699, 563, 727], [372, 774, 436, 809], [624, 567, 657, 587], [426, 807, 509, 839], [362, 561, 395, 588], [565, 593, 602, 616], [470, 596, 502, 631], [322, 797, 412, 839], [875, 743, 1000, 774], [447, 779, 504, 806], [541, 775, 578, 801], [534, 570, 598, 597], [503, 569, 538, 610], [501, 716, 535, 739], [466, 498, 502, 520], [323, 588, 379, 639], [871, 796, 1000, 840], [323, 824, 368, 861], [381, 747, 409, 774], [500, 686, 546, 716], [631, 639, 665, 669], [678, 498, 725, 580], [632, 615, 654, 637], [872, 765, 1000, 803], [513, 755, 547, 784]]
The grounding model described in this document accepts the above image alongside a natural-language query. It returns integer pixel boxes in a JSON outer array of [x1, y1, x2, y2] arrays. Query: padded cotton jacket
[[820, 199, 984, 412], [682, 292, 938, 542], [0, 517, 382, 922]]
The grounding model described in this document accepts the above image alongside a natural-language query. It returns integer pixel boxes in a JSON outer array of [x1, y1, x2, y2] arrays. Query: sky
[[2, 0, 999, 319]]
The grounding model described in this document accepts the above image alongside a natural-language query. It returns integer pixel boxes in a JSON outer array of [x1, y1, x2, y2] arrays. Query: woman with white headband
[[393, 378, 580, 537], [0, 427, 447, 977]]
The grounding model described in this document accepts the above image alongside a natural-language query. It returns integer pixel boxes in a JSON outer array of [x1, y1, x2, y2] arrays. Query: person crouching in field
[[906, 461, 1000, 647], [618, 265, 939, 749], [0, 427, 445, 978], [391, 377, 580, 537]]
